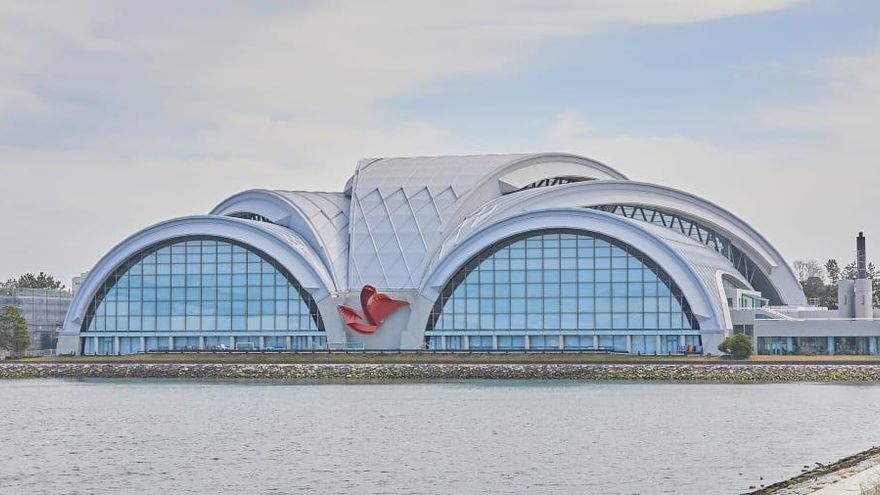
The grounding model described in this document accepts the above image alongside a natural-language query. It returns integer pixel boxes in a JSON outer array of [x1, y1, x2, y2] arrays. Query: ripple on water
[[0, 380, 879, 494]]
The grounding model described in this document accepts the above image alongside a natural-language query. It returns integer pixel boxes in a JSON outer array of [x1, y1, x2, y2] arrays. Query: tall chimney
[[857, 232, 867, 279], [854, 232, 873, 319]]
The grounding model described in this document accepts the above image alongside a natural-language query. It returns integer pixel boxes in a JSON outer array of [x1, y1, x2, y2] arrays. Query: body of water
[[2, 379, 879, 494]]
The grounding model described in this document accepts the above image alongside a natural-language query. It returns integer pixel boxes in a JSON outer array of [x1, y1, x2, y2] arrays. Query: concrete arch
[[441, 180, 805, 306], [419, 208, 729, 334], [61, 215, 336, 341]]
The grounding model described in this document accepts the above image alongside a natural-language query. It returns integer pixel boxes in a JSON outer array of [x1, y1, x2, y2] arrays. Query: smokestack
[[857, 232, 867, 279], [853, 232, 873, 319]]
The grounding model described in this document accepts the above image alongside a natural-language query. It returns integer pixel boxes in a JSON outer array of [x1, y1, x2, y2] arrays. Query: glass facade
[[589, 204, 783, 305], [758, 336, 880, 355], [81, 236, 324, 354], [0, 287, 72, 350], [425, 229, 699, 352]]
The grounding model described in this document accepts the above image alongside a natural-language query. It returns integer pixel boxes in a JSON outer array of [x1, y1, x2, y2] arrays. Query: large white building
[[57, 153, 877, 355]]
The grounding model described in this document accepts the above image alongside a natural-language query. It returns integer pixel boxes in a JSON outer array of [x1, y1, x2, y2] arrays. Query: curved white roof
[[419, 207, 740, 330], [211, 189, 349, 289], [201, 152, 799, 307], [436, 179, 804, 305], [63, 215, 336, 334], [345, 153, 628, 290]]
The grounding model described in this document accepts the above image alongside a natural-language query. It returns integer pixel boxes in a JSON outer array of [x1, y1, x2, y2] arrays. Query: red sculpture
[[337, 285, 409, 334]]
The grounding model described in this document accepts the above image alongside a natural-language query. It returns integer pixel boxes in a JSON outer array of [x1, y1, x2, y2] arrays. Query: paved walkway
[[811, 462, 880, 494]]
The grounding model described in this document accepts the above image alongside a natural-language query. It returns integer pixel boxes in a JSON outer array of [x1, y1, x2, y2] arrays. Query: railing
[[23, 349, 56, 357]]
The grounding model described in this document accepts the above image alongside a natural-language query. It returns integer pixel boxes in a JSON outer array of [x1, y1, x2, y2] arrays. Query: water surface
[[2, 380, 879, 494]]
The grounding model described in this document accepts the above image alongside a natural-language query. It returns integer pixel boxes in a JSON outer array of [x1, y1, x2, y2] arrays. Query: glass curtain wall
[[425, 229, 699, 351], [81, 236, 323, 354]]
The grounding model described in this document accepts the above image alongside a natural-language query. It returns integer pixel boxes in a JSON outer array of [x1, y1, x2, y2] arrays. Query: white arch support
[[62, 215, 335, 338], [438, 180, 805, 306], [443, 153, 628, 241], [211, 189, 349, 288], [421, 208, 730, 332]]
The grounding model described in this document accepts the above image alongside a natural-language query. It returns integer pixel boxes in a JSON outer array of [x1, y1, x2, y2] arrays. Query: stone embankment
[[2, 363, 880, 380], [748, 445, 880, 494]]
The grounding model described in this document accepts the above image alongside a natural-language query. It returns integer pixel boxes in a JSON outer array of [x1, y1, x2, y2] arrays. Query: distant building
[[1, 287, 72, 350], [72, 272, 89, 296], [746, 232, 880, 355]]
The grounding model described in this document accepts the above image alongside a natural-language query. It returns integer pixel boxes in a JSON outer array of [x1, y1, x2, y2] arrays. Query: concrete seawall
[[3, 363, 880, 380]]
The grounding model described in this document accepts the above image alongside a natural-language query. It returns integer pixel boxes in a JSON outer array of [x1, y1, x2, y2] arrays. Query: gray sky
[[1, 0, 878, 284]]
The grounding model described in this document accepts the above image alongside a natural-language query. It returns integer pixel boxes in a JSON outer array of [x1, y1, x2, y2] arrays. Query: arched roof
[[420, 208, 734, 331], [345, 152, 628, 290], [62, 215, 335, 334], [437, 179, 805, 306], [211, 189, 349, 287]]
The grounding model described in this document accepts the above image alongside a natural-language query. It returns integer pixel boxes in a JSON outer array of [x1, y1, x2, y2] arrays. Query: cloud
[[0, 0, 806, 281], [542, 44, 880, 266], [758, 51, 880, 152]]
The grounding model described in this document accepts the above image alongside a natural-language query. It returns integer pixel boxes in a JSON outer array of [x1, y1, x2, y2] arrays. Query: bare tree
[[792, 260, 825, 283]]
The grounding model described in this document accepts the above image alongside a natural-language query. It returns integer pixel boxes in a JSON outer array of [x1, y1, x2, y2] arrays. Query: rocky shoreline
[[747, 445, 880, 494], [2, 363, 880, 381]]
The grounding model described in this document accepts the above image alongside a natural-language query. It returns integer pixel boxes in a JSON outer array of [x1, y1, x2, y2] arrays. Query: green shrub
[[718, 333, 752, 359]]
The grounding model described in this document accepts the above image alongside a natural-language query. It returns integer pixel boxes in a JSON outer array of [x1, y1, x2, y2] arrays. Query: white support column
[[113, 336, 120, 355], [626, 335, 632, 353], [558, 335, 564, 350], [139, 336, 145, 353], [593, 335, 599, 350], [656, 335, 662, 355], [168, 336, 174, 351], [285, 336, 292, 350], [198, 336, 205, 351], [463, 335, 470, 350], [93, 336, 98, 355], [259, 336, 265, 350], [828, 336, 835, 355], [524, 335, 530, 350], [229, 336, 235, 349], [441, 335, 447, 350], [787, 337, 794, 355], [679, 335, 686, 353]]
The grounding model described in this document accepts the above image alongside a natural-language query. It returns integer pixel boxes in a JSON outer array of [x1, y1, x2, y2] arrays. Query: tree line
[[0, 272, 66, 291], [792, 259, 880, 309]]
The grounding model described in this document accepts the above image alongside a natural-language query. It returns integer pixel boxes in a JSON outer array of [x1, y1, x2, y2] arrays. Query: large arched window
[[426, 229, 699, 352], [82, 236, 323, 336]]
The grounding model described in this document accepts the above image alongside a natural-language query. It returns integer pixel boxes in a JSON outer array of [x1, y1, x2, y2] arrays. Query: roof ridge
[[359, 152, 532, 161]]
